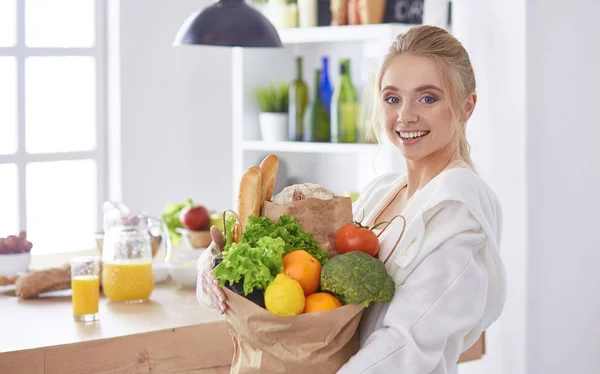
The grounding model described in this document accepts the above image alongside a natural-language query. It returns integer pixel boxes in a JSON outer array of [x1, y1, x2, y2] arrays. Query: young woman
[[197, 25, 506, 374]]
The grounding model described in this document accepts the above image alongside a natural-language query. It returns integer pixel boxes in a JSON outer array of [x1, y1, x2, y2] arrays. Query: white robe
[[337, 166, 507, 374]]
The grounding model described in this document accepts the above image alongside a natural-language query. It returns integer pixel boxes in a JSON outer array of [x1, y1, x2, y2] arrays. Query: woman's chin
[[393, 142, 427, 161]]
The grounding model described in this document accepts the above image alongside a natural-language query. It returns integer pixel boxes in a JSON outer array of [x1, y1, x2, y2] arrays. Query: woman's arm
[[338, 202, 490, 374]]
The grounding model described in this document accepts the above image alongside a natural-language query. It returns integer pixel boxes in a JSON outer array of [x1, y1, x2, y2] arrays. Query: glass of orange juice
[[71, 256, 100, 322]]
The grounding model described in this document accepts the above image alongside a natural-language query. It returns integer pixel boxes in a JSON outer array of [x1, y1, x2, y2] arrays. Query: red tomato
[[335, 223, 380, 256]]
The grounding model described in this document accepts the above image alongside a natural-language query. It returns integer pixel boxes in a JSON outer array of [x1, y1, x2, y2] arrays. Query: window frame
[[0, 0, 107, 248]]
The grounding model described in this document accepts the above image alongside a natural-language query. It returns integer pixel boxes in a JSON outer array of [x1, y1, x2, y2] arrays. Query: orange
[[282, 250, 321, 296], [304, 292, 342, 313]]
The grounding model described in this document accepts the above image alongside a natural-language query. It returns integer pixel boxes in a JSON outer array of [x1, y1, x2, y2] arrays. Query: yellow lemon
[[264, 273, 305, 317]]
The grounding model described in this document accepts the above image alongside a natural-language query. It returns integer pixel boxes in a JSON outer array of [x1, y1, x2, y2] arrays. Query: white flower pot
[[259, 112, 289, 142], [298, 0, 318, 27]]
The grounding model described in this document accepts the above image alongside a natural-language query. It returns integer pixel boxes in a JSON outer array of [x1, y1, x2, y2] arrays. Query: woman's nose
[[398, 102, 418, 125]]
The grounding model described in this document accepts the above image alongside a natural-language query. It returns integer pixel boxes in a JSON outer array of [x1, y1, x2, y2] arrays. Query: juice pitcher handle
[[147, 217, 172, 259]]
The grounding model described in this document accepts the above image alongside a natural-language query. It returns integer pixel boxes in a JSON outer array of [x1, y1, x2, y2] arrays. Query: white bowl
[[167, 260, 198, 289], [0, 253, 31, 277], [152, 260, 170, 283], [177, 248, 205, 261]]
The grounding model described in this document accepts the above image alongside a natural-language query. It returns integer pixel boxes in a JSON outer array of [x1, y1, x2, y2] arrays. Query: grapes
[[0, 232, 33, 254]]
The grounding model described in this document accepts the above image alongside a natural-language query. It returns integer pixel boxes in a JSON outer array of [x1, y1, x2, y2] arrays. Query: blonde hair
[[369, 25, 476, 167]]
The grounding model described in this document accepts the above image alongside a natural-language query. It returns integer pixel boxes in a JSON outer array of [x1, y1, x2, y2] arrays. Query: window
[[0, 0, 106, 254]]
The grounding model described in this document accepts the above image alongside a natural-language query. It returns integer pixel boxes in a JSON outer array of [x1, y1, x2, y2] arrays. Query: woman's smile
[[396, 130, 431, 144]]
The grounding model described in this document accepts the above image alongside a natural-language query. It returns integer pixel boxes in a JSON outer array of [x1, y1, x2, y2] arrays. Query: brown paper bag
[[261, 197, 354, 257], [224, 288, 365, 374]]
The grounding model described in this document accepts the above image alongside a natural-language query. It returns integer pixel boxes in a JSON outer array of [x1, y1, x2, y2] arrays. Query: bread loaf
[[272, 183, 335, 204], [259, 155, 279, 203], [237, 166, 262, 232]]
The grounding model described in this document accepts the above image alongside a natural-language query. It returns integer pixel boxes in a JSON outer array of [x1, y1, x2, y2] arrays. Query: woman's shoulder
[[433, 167, 500, 206], [424, 167, 503, 237]]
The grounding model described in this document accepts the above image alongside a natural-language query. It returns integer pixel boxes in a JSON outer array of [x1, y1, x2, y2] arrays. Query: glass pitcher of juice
[[101, 202, 170, 303]]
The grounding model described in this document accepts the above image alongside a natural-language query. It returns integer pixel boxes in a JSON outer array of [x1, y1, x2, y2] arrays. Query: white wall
[[526, 1, 600, 373], [455, 1, 600, 373], [452, 1, 527, 374], [109, 0, 233, 218], [111, 1, 600, 373]]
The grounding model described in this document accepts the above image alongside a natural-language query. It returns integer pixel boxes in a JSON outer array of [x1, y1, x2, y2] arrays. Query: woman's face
[[380, 54, 465, 162]]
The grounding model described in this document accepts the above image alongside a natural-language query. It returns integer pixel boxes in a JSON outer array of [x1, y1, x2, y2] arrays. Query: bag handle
[[378, 215, 407, 265], [221, 209, 243, 248]]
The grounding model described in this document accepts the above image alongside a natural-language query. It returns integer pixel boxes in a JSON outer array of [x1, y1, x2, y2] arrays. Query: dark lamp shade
[[173, 0, 283, 48]]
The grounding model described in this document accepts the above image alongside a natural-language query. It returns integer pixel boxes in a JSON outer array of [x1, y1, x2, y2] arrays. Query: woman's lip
[[396, 131, 429, 145], [395, 130, 431, 133]]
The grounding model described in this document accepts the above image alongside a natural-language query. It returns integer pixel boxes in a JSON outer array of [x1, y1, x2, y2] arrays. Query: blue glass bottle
[[319, 56, 333, 114]]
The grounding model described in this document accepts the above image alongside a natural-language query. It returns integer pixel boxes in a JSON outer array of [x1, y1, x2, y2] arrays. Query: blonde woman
[[198, 25, 506, 374]]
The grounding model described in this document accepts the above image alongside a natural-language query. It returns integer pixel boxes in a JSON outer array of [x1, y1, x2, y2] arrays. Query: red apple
[[180, 205, 210, 231]]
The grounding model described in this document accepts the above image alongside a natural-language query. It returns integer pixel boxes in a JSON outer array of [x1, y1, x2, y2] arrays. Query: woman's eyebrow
[[381, 85, 399, 92], [381, 84, 444, 93], [414, 84, 443, 93]]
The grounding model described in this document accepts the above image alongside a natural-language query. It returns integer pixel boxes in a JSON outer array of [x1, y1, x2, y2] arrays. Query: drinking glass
[[70, 256, 100, 322]]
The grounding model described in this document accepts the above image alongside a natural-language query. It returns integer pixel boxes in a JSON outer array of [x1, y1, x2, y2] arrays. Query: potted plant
[[249, 0, 268, 15], [255, 83, 290, 142]]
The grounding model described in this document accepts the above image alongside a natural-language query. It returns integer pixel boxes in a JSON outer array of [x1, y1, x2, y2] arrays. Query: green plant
[[255, 83, 289, 113]]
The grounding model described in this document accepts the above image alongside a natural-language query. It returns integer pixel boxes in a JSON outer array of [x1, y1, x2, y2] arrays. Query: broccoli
[[320, 251, 395, 307]]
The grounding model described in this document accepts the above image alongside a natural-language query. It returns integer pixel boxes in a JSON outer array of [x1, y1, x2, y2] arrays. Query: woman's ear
[[464, 93, 477, 121]]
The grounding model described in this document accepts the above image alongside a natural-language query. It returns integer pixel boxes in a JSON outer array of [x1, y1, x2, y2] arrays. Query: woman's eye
[[420, 96, 437, 104], [385, 97, 400, 104]]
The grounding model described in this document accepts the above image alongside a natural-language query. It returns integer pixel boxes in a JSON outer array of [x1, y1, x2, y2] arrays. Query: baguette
[[237, 166, 262, 232], [259, 154, 279, 203]]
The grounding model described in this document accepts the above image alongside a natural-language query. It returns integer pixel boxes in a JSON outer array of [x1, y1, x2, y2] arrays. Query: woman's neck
[[404, 147, 461, 199]]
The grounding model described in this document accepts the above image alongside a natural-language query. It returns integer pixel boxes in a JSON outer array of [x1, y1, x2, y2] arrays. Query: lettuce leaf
[[241, 215, 329, 266], [213, 215, 329, 295], [213, 236, 285, 295]]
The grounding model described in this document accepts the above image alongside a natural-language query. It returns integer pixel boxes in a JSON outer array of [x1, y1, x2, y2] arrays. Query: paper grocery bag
[[223, 288, 364, 374], [261, 196, 354, 257]]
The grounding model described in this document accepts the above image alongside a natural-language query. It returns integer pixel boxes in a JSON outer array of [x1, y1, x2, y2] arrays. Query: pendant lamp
[[173, 0, 283, 48]]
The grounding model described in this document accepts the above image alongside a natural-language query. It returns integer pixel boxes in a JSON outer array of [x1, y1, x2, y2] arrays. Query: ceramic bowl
[[152, 260, 170, 283], [167, 259, 198, 289], [0, 252, 31, 277], [176, 228, 212, 249]]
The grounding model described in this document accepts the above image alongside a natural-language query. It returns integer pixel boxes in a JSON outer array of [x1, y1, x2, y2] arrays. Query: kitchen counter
[[0, 280, 233, 374], [0, 276, 485, 374]]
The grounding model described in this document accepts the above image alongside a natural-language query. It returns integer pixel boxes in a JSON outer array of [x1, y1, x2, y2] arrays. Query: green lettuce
[[213, 215, 329, 295], [241, 215, 329, 266], [213, 236, 285, 295]]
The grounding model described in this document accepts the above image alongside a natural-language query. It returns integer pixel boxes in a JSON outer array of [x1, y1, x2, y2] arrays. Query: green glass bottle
[[306, 69, 330, 142], [289, 57, 309, 141], [331, 59, 359, 143], [358, 71, 378, 144]]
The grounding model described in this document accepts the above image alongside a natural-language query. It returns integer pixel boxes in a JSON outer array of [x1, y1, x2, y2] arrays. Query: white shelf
[[278, 23, 418, 44], [242, 140, 379, 154]]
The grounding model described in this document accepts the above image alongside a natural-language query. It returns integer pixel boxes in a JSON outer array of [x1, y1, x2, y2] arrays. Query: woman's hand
[[198, 226, 228, 314]]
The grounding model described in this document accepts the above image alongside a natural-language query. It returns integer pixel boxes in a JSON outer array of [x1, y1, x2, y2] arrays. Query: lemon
[[264, 273, 305, 316]]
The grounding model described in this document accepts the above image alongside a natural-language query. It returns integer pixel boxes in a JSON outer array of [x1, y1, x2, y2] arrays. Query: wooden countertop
[[0, 280, 234, 374], [0, 265, 485, 373]]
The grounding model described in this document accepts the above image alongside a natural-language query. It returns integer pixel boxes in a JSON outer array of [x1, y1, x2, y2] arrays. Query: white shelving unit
[[230, 24, 417, 207], [278, 23, 418, 44], [242, 140, 379, 154]]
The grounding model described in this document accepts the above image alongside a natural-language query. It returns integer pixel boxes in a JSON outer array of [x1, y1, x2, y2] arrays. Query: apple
[[180, 205, 210, 231]]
